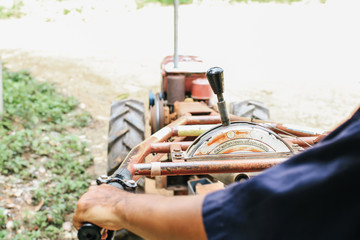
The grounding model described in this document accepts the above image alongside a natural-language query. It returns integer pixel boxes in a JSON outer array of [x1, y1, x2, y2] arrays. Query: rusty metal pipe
[[149, 137, 187, 161], [186, 116, 222, 125], [134, 137, 187, 181], [133, 159, 284, 176], [267, 123, 327, 137], [283, 136, 319, 147], [185, 115, 268, 125], [150, 142, 192, 153], [114, 115, 189, 178]]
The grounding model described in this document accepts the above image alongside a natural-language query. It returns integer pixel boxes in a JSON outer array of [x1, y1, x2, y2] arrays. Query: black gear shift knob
[[206, 67, 224, 95], [206, 67, 230, 126]]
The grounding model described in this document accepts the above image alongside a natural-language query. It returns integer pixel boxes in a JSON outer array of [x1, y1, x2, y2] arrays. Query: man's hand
[[73, 184, 127, 231], [73, 183, 207, 240]]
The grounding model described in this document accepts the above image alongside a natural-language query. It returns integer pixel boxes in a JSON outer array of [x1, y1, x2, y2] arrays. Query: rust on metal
[[174, 101, 214, 117], [185, 115, 269, 125], [170, 143, 182, 152], [167, 75, 185, 105], [283, 134, 327, 148], [170, 143, 185, 162], [271, 123, 326, 137], [188, 152, 293, 161], [133, 158, 285, 176], [115, 115, 189, 178], [221, 147, 263, 154], [195, 182, 224, 195], [150, 142, 192, 153], [164, 106, 170, 125], [206, 132, 227, 146], [205, 131, 251, 147], [161, 55, 206, 92], [283, 137, 318, 147], [186, 116, 222, 125], [191, 78, 213, 100]]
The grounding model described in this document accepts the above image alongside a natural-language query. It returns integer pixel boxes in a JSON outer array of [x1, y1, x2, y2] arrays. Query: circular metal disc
[[186, 122, 293, 158]]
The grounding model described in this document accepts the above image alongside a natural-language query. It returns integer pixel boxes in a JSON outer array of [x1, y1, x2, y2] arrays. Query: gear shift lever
[[206, 67, 230, 126]]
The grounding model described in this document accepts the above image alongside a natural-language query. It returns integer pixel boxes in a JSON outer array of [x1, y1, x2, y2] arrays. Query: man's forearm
[[73, 184, 207, 240], [120, 192, 207, 240]]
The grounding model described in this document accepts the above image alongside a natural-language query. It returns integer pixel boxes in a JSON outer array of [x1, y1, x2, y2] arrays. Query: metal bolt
[[127, 180, 136, 186], [173, 148, 181, 152], [227, 131, 235, 139]]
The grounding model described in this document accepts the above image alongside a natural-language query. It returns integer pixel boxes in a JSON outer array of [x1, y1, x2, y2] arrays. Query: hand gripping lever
[[206, 67, 230, 126], [77, 173, 137, 240]]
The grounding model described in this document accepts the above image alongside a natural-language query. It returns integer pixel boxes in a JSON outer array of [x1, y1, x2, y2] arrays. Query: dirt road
[[1, 0, 359, 175]]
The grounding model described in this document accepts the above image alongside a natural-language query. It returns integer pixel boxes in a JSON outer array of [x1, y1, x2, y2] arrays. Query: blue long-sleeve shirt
[[203, 108, 360, 240]]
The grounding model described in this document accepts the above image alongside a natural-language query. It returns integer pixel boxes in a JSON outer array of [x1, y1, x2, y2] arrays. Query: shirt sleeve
[[202, 108, 360, 240]]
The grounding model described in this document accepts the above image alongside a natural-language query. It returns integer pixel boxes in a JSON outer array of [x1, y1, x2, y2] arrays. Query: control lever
[[206, 67, 230, 126], [77, 174, 137, 240]]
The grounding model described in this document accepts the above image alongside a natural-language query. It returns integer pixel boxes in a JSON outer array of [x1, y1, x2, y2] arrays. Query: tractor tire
[[107, 99, 145, 176], [230, 100, 270, 121]]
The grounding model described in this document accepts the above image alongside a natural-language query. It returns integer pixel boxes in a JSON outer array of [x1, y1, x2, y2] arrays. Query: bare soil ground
[[1, 0, 359, 175]]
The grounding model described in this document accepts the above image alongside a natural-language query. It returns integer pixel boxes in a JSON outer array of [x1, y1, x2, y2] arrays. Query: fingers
[[73, 185, 98, 230], [73, 184, 127, 231], [73, 202, 85, 230]]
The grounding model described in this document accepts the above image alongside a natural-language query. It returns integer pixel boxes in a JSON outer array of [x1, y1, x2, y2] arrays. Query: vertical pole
[[174, 0, 179, 68], [0, 62, 3, 115]]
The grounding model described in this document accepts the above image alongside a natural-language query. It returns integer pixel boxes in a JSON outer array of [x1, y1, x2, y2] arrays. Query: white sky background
[[0, 0, 359, 128]]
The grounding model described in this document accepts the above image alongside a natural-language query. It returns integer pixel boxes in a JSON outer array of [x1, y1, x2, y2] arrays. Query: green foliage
[[231, 0, 302, 3], [0, 207, 7, 226], [0, 208, 8, 239], [0, 1, 23, 19], [63, 7, 83, 15], [0, 66, 93, 239], [0, 67, 92, 175], [63, 8, 71, 15], [2, 69, 78, 128]]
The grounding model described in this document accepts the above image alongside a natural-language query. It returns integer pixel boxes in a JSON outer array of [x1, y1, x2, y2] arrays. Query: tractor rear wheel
[[107, 99, 145, 176]]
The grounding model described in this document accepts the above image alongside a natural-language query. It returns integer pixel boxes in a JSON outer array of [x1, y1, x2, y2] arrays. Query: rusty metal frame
[[113, 112, 327, 180], [133, 159, 285, 177]]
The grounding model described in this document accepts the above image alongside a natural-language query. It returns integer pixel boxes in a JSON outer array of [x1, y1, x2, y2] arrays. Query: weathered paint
[[187, 123, 292, 157], [173, 124, 217, 137], [133, 158, 285, 176], [114, 116, 189, 178], [150, 142, 192, 153]]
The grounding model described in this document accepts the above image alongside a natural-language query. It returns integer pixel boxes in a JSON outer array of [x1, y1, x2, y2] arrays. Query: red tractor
[[78, 56, 327, 240], [77, 2, 328, 240]]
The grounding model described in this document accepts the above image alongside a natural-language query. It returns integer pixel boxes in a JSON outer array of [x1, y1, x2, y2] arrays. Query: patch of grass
[[62, 7, 83, 16], [0, 208, 8, 238], [0, 1, 23, 19], [63, 8, 71, 15], [0, 65, 93, 239]]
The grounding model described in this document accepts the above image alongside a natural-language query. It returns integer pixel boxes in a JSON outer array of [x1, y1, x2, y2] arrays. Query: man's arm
[[73, 184, 207, 240]]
